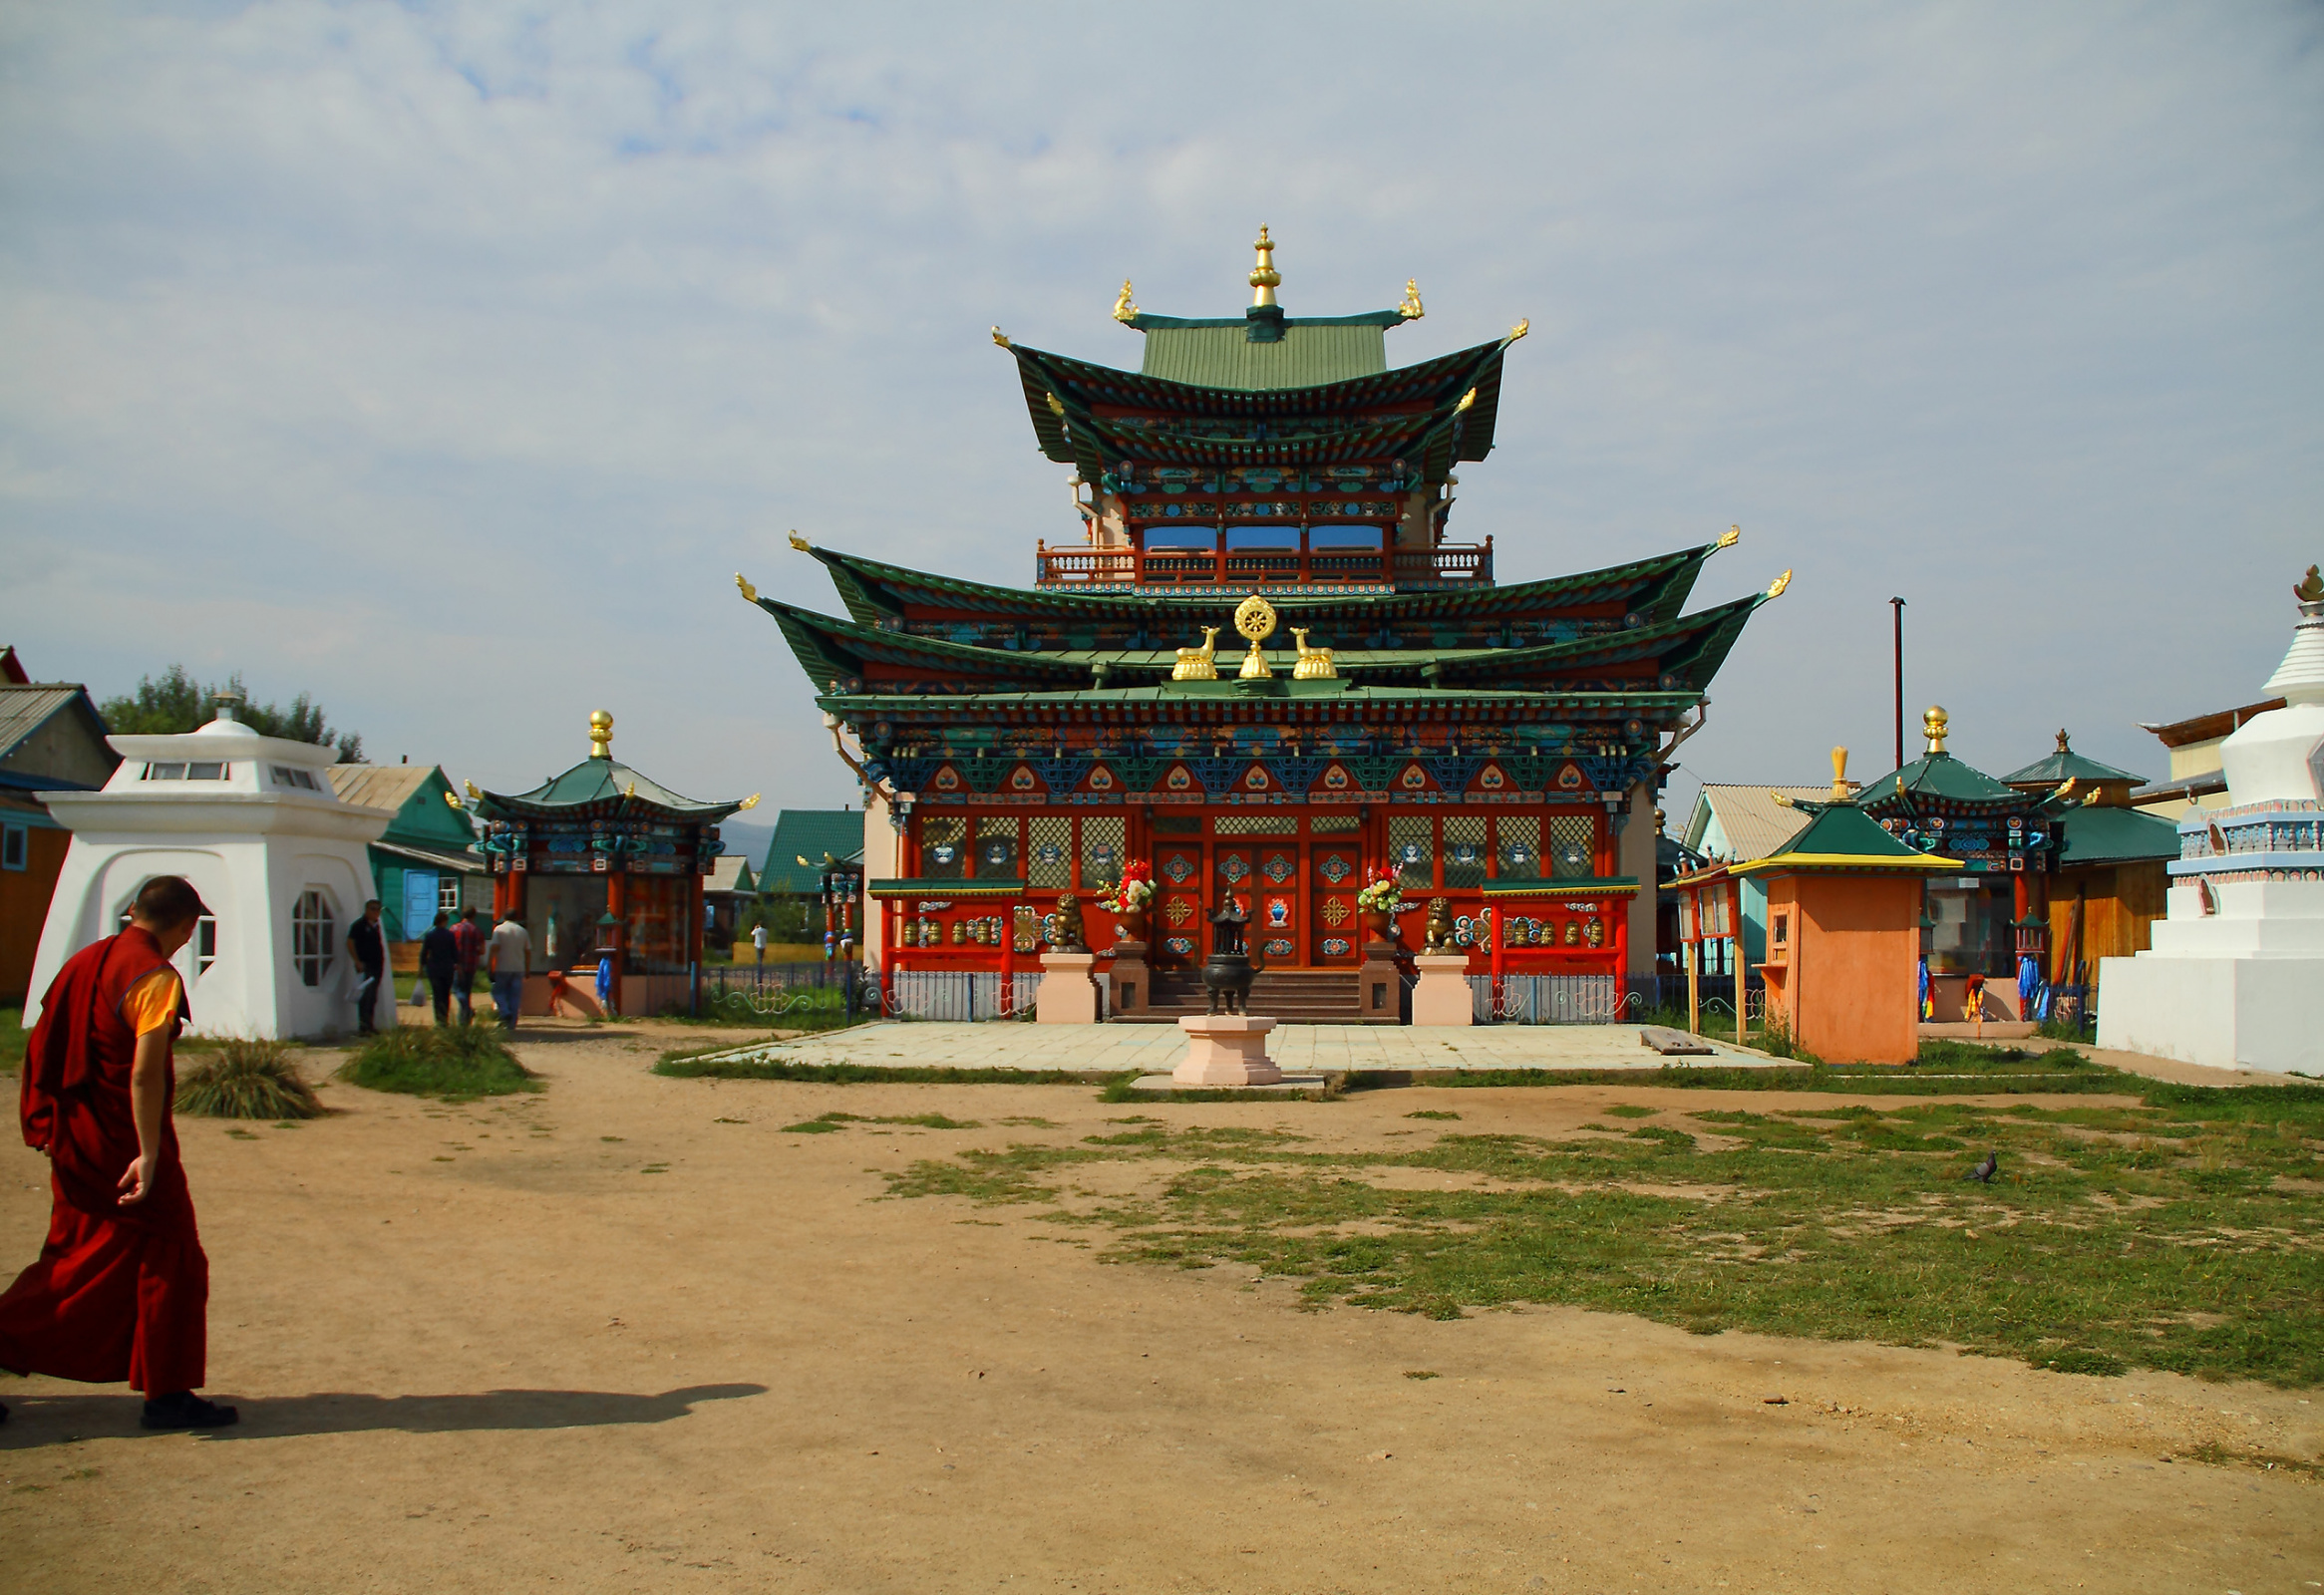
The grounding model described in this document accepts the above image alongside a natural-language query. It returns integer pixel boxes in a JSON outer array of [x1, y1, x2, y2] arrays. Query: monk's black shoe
[[142, 1393, 238, 1431]]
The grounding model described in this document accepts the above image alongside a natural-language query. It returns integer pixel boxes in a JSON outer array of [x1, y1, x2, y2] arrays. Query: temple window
[[1390, 815, 1434, 888], [1548, 814, 1597, 878], [919, 816, 966, 878], [290, 889, 335, 988], [143, 762, 229, 781], [269, 766, 321, 791], [1215, 814, 1298, 835], [976, 815, 1019, 877], [1028, 815, 1073, 889], [1310, 813, 1362, 834], [1495, 815, 1541, 878], [1442, 815, 1490, 888], [1079, 814, 1125, 888]]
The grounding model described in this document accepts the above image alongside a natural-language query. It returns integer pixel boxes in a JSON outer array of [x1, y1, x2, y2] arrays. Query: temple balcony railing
[[1034, 537, 1493, 589]]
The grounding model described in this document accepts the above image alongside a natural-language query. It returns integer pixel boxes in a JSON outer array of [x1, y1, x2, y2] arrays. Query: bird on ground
[[1965, 1151, 1999, 1183]]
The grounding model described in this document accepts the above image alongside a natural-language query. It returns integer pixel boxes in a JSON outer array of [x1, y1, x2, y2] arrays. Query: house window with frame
[[439, 874, 462, 914], [117, 888, 218, 976], [1, 822, 25, 871], [291, 889, 335, 988]]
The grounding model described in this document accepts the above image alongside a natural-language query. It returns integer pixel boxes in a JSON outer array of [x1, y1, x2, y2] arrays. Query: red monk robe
[[0, 924, 214, 1412]]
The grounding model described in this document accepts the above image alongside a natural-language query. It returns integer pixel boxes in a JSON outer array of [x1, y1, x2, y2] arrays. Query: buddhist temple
[[750, 233, 1785, 1013], [2000, 730, 2177, 996], [466, 712, 754, 1017]]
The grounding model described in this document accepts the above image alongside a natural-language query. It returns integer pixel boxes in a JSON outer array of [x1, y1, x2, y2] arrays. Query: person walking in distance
[[419, 912, 460, 1028], [347, 899, 387, 1035], [489, 908, 531, 1034], [0, 876, 237, 1430], [451, 907, 486, 1026]]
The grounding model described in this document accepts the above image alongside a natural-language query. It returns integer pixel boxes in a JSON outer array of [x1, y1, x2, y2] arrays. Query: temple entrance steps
[[1114, 967, 1365, 1025]]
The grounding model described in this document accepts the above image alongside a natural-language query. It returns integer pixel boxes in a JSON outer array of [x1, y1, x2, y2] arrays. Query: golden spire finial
[[735, 572, 759, 603], [1716, 524, 1741, 549], [1248, 225, 1280, 308], [2055, 728, 2072, 754], [787, 530, 811, 552], [1830, 746, 1850, 800], [1113, 279, 1140, 323], [589, 710, 614, 760], [1922, 705, 1949, 756], [2298, 564, 2324, 603], [1399, 278, 1424, 320], [1765, 569, 1792, 599]]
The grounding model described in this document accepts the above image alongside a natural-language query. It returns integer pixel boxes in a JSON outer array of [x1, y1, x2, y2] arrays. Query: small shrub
[[176, 1039, 325, 1119], [340, 1025, 536, 1100]]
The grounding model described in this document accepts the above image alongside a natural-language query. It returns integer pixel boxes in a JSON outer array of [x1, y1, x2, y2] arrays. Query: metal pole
[[1889, 597, 1906, 771]]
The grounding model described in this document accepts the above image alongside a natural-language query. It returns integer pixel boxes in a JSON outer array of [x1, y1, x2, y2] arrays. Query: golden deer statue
[[1171, 626, 1221, 681], [1289, 627, 1337, 680]]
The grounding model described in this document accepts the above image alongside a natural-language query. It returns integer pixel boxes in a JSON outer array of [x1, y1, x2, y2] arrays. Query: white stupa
[[2098, 567, 2324, 1073], [25, 698, 397, 1039]]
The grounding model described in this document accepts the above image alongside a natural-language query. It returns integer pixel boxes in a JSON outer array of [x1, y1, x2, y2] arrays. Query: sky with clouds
[[3, 2, 2318, 821]]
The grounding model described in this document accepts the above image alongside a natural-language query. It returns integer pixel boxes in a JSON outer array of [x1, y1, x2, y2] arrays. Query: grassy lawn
[[881, 1071, 2324, 1388]]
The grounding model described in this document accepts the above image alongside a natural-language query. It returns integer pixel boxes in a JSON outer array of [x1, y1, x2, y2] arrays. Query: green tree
[[100, 666, 365, 764]]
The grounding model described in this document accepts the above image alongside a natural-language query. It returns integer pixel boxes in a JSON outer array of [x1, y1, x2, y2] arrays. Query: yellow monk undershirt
[[121, 967, 181, 1038]]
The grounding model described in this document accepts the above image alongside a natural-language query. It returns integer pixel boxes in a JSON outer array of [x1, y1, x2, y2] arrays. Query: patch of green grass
[[876, 1084, 2324, 1387], [2180, 1442, 2324, 1480], [780, 1111, 985, 1134], [339, 1026, 537, 1101], [1397, 1045, 2137, 1098], [662, 983, 869, 1032], [175, 1039, 325, 1119], [1403, 1370, 1440, 1380], [1405, 1111, 1462, 1121]]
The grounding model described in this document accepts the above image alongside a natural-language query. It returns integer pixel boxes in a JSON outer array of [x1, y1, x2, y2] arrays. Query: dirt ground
[[2, 1026, 2318, 1595]]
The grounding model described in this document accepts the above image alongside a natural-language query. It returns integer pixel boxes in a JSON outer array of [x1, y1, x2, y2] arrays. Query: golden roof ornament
[[2055, 728, 2072, 754], [2297, 564, 2324, 603], [1717, 524, 1741, 549], [1765, 569, 1792, 599], [787, 530, 811, 551], [1398, 278, 1424, 320], [1045, 391, 1066, 417], [443, 790, 465, 812], [990, 326, 1012, 348], [1922, 705, 1949, 756], [1248, 226, 1280, 308], [1233, 592, 1278, 680], [739, 793, 760, 810], [588, 710, 614, 760], [1113, 280, 1140, 323], [1456, 388, 1478, 414], [735, 572, 759, 603], [1508, 319, 1529, 341], [1829, 746, 1851, 800]]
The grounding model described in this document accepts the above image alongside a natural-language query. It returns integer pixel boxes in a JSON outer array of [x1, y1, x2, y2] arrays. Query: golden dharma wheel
[[1233, 592, 1277, 642]]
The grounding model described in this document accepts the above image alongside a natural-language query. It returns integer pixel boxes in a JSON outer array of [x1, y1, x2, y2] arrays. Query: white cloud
[[2, 0, 2319, 817]]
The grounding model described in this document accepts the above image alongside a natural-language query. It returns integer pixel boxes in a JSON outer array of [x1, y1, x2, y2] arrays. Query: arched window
[[291, 890, 335, 987]]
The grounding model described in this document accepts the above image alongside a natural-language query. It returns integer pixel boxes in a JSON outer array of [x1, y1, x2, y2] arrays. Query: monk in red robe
[[0, 875, 236, 1431]]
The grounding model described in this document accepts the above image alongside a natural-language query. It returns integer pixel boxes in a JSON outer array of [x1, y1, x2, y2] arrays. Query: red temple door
[[1252, 842, 1301, 966], [1309, 839, 1361, 965], [1155, 840, 1203, 963]]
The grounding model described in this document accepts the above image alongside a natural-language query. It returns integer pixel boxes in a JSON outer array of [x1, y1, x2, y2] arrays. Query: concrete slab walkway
[[687, 1021, 1773, 1074]]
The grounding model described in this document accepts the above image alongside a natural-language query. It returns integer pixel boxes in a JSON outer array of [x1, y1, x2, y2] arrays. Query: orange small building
[[1727, 756, 1959, 1065]]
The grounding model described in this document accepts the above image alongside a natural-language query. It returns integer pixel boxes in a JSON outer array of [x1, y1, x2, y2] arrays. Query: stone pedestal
[[1173, 1014, 1282, 1086], [1357, 939, 1403, 1025], [1036, 951, 1100, 1024], [1410, 953, 1473, 1026], [1109, 941, 1151, 1017]]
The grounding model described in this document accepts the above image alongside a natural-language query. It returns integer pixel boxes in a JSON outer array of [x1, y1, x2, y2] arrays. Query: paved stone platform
[[686, 1022, 1773, 1074]]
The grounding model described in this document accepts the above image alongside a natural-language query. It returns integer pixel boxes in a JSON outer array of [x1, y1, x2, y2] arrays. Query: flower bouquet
[[1356, 866, 1404, 939], [1097, 860, 1156, 939]]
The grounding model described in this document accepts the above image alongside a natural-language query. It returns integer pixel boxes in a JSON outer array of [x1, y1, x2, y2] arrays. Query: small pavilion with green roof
[[468, 710, 753, 1016]]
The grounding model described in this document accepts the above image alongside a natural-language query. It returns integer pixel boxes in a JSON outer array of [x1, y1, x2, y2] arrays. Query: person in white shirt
[[488, 911, 533, 1034]]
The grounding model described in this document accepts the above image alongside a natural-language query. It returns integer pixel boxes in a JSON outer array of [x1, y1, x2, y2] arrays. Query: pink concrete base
[[1036, 952, 1101, 1024], [1410, 954, 1473, 1026], [1173, 1014, 1283, 1086]]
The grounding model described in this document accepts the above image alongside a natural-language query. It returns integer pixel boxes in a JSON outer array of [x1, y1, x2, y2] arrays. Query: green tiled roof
[[758, 808, 865, 894], [1857, 752, 2023, 807], [477, 757, 742, 822], [2057, 803, 2178, 866], [1137, 320, 1393, 390], [1733, 800, 1961, 873], [2001, 735, 2145, 789], [802, 540, 1719, 629]]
